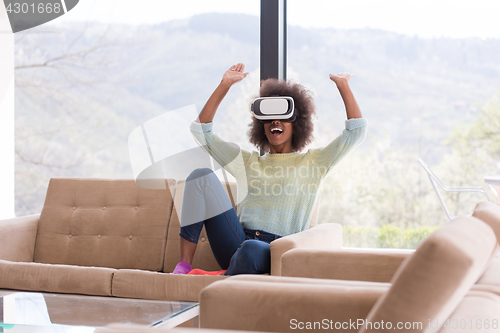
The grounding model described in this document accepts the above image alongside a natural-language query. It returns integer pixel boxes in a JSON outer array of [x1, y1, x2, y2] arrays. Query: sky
[[54, 0, 500, 39]]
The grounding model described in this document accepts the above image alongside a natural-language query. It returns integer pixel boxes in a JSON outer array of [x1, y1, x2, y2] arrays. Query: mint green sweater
[[190, 118, 367, 236]]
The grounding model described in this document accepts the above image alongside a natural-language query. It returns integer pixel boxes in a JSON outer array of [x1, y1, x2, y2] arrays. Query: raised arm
[[329, 72, 363, 119], [191, 63, 252, 179], [308, 73, 367, 174], [197, 63, 249, 123]]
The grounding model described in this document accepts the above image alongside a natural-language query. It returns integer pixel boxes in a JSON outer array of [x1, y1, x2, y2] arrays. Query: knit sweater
[[190, 118, 368, 236]]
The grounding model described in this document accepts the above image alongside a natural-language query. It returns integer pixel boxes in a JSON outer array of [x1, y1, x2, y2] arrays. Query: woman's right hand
[[221, 63, 249, 86], [197, 63, 249, 123]]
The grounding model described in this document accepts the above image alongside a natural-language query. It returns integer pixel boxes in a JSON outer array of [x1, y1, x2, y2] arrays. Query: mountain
[[13, 13, 500, 215]]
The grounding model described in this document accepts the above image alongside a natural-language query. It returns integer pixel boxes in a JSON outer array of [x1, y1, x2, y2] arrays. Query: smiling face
[[263, 120, 294, 153], [249, 79, 316, 154]]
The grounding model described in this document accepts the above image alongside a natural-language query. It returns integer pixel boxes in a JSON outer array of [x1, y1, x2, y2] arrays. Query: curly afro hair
[[248, 78, 316, 153]]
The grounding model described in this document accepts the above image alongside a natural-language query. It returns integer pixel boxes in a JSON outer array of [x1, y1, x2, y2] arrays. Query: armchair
[[95, 202, 500, 333], [199, 215, 499, 332]]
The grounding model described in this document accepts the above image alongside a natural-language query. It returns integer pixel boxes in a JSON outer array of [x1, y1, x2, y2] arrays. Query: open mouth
[[270, 127, 283, 137]]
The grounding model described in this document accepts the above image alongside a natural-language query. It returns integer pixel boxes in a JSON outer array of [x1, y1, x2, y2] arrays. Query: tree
[[14, 22, 134, 215], [436, 94, 500, 216], [447, 94, 500, 159]]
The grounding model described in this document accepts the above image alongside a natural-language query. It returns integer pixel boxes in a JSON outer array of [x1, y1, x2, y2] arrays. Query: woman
[[173, 63, 367, 275]]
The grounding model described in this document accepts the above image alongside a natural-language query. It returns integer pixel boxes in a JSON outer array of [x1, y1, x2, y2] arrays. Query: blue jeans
[[179, 168, 282, 275]]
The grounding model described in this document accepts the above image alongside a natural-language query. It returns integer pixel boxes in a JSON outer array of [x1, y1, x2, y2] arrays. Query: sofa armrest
[[270, 223, 342, 276], [0, 213, 40, 262], [281, 248, 412, 282], [200, 275, 388, 332]]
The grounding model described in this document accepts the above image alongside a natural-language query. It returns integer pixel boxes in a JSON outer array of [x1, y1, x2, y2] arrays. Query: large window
[[12, 1, 500, 249], [14, 1, 260, 215], [287, 0, 500, 247]]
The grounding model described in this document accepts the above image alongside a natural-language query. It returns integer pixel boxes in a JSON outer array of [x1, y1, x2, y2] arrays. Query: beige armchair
[[199, 214, 500, 332], [95, 202, 500, 333]]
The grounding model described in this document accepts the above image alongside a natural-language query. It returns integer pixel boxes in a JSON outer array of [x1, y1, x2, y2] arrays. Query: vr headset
[[251, 96, 296, 123]]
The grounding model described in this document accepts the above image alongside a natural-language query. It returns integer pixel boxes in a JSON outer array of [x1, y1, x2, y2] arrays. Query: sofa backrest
[[163, 180, 237, 273], [34, 178, 176, 271]]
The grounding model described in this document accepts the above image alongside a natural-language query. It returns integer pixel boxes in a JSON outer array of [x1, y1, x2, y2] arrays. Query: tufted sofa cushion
[[33, 178, 175, 271]]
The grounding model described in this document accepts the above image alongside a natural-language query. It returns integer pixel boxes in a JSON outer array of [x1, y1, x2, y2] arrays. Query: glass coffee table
[[0, 290, 199, 332]]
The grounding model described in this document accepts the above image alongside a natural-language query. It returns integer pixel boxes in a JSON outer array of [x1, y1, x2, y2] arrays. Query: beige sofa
[[199, 205, 500, 333], [197, 201, 500, 332], [0, 177, 340, 301], [95, 202, 500, 333]]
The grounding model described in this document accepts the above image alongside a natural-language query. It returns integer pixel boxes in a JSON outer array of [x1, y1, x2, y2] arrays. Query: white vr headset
[[251, 96, 296, 123]]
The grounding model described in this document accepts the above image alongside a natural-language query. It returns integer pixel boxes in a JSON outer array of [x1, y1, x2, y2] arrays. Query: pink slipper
[[172, 260, 192, 274]]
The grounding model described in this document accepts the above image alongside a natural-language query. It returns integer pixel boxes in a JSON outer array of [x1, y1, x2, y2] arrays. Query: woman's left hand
[[329, 72, 354, 87]]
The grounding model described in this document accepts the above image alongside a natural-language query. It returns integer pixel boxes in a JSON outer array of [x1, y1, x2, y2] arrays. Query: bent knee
[[186, 168, 214, 181], [239, 239, 271, 256]]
